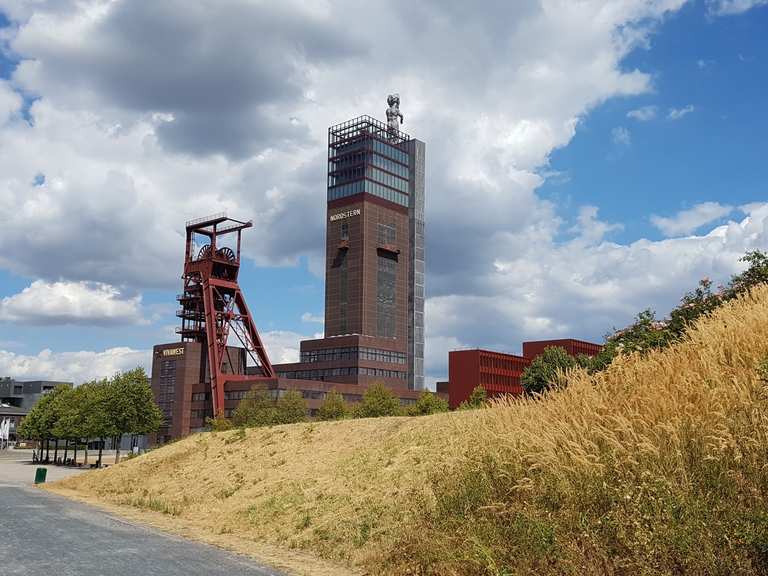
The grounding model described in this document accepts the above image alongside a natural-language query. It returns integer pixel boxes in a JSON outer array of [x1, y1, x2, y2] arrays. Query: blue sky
[[0, 0, 765, 384]]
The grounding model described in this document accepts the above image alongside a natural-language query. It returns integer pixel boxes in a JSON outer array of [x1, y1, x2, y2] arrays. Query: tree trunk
[[53, 439, 59, 464], [97, 438, 103, 468], [45, 438, 50, 462], [114, 435, 121, 464], [38, 440, 44, 462], [62, 439, 69, 465], [73, 439, 78, 467], [84, 440, 89, 465]]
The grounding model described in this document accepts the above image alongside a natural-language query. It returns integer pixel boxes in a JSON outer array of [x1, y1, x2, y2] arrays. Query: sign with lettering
[[329, 208, 361, 222], [162, 347, 185, 357]]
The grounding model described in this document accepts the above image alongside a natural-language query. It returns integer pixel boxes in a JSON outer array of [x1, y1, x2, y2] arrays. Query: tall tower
[[275, 96, 425, 390], [177, 214, 275, 415]]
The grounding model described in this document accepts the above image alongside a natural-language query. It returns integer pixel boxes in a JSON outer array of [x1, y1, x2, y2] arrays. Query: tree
[[458, 386, 487, 410], [521, 347, 577, 395], [103, 368, 162, 464], [232, 390, 277, 427], [354, 382, 402, 418], [273, 390, 308, 425], [728, 250, 768, 297], [407, 391, 449, 416], [317, 389, 348, 421], [206, 414, 234, 431]]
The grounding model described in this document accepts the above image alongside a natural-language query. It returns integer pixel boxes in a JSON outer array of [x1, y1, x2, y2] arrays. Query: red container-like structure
[[177, 214, 275, 416]]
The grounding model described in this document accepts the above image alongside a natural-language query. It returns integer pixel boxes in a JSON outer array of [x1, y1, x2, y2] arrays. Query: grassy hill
[[51, 286, 768, 575]]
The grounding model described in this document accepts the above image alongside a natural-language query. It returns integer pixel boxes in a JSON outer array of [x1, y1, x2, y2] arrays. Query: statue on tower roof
[[386, 93, 403, 138]]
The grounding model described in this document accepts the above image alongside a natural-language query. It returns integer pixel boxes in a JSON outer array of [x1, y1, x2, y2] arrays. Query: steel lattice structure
[[177, 214, 274, 416]]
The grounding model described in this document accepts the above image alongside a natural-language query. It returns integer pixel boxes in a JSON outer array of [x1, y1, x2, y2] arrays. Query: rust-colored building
[[274, 115, 426, 390], [522, 338, 603, 360], [446, 339, 602, 409], [151, 341, 421, 442]]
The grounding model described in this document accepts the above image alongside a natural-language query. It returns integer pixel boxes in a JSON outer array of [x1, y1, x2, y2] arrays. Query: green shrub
[[458, 386, 487, 410], [354, 382, 402, 418], [407, 391, 449, 416], [521, 346, 578, 395], [317, 389, 348, 421]]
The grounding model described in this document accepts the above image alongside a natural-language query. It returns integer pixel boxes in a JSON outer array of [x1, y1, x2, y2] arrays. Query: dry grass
[[51, 286, 768, 575], [49, 408, 473, 574]]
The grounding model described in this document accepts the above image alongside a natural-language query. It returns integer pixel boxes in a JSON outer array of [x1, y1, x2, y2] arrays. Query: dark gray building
[[0, 378, 73, 441]]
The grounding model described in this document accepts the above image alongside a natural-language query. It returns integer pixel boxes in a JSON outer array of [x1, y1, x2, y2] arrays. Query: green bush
[[354, 382, 402, 418], [231, 389, 308, 428], [521, 346, 578, 395], [407, 391, 449, 416], [317, 389, 348, 421], [458, 386, 487, 410]]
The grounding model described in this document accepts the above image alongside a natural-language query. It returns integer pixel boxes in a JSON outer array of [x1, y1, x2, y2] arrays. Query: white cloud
[[4, 0, 763, 389], [650, 201, 733, 237], [0, 81, 22, 124], [707, 0, 768, 15], [300, 312, 323, 324], [611, 126, 632, 146], [572, 206, 623, 245], [627, 105, 657, 121], [0, 346, 150, 384], [0, 328, 312, 383], [261, 330, 310, 364], [425, 204, 768, 381], [667, 105, 695, 120], [0, 280, 144, 325]]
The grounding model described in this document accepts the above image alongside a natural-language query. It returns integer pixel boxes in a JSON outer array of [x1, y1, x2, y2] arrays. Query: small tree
[[728, 250, 768, 297], [274, 390, 308, 425], [232, 390, 276, 427], [206, 414, 234, 431], [318, 389, 348, 421], [458, 386, 487, 410], [407, 391, 449, 416], [103, 368, 162, 463], [522, 346, 577, 395], [354, 382, 402, 418]]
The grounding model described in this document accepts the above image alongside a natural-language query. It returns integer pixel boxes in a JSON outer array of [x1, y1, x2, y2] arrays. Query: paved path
[[0, 453, 287, 576]]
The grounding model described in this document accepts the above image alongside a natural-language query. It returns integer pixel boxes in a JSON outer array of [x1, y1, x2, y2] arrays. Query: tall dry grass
[[388, 286, 768, 575], [52, 286, 768, 575]]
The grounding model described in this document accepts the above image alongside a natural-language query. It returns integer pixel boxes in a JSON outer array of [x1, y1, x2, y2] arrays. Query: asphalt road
[[0, 453, 287, 576]]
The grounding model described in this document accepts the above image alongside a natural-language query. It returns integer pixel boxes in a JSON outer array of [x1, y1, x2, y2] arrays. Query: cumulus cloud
[[627, 105, 657, 121], [261, 330, 319, 365], [651, 202, 734, 237], [0, 80, 22, 124], [0, 328, 313, 383], [667, 105, 695, 120], [3, 0, 763, 388], [0, 280, 144, 325], [0, 346, 151, 384], [426, 204, 768, 380], [707, 0, 768, 15]]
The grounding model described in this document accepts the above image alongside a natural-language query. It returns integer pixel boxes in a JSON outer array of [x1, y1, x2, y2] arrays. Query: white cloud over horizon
[[651, 201, 734, 237], [0, 280, 145, 325], [0, 0, 765, 386]]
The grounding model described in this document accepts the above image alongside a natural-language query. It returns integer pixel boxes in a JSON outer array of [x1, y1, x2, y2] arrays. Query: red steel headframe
[[177, 214, 275, 416]]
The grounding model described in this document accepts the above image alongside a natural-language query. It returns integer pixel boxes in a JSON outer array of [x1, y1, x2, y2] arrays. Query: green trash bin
[[34, 467, 47, 484]]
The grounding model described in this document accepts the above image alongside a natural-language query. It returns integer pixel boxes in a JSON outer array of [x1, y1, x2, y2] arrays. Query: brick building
[[446, 339, 602, 409]]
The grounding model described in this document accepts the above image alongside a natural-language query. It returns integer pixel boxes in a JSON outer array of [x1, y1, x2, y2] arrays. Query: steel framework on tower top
[[177, 213, 274, 416]]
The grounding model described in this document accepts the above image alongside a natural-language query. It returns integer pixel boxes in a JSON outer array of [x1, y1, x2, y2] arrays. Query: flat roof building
[[0, 378, 73, 442], [446, 339, 602, 409]]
